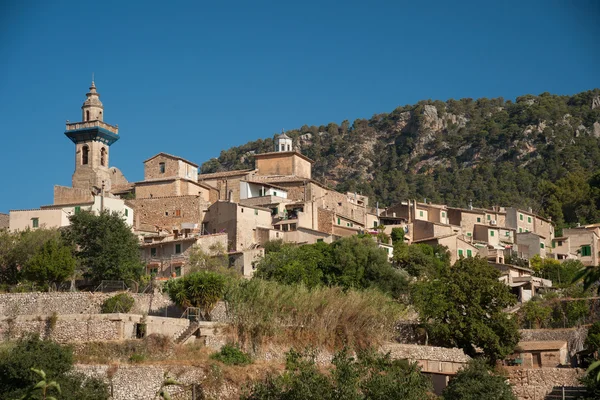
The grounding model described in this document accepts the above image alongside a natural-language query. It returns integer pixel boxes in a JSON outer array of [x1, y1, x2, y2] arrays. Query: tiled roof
[[198, 169, 255, 180], [143, 152, 199, 167]]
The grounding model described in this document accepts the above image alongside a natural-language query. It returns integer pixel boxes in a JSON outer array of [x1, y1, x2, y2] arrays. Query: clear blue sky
[[1, 0, 598, 212]]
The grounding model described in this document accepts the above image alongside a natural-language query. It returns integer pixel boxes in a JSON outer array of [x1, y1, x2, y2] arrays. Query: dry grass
[[225, 279, 405, 351]]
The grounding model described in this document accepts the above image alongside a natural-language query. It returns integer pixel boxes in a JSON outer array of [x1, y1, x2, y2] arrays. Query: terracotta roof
[[198, 169, 255, 180], [143, 152, 199, 167], [517, 341, 567, 351], [412, 233, 457, 243]]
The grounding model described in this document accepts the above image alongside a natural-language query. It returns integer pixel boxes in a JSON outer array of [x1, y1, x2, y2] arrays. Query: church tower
[[274, 132, 293, 152], [64, 81, 119, 193]]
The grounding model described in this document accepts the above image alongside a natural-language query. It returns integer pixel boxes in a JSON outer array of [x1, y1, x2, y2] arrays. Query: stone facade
[[131, 195, 210, 230], [254, 151, 313, 179], [135, 179, 208, 200], [0, 212, 8, 229], [507, 368, 585, 400], [143, 153, 198, 181], [53, 185, 94, 205]]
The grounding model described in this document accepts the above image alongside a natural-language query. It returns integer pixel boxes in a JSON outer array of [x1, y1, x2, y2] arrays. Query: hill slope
[[201, 90, 600, 229]]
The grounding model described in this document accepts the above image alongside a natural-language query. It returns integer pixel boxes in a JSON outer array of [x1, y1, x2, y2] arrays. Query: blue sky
[[0, 0, 598, 212]]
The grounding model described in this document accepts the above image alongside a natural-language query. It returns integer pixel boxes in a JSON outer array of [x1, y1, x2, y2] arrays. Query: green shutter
[[467, 232, 471, 237], [458, 249, 463, 257], [338, 218, 341, 225], [477, 217, 481, 223], [490, 231, 495, 237], [540, 243, 544, 249], [75, 206, 81, 214], [520, 214, 523, 221], [487, 215, 491, 220], [528, 216, 532, 223], [175, 266, 182, 277], [467, 249, 473, 257], [442, 212, 446, 217], [175, 244, 181, 254], [582, 245, 592, 257], [32, 218, 39, 228], [419, 211, 423, 217], [151, 248, 156, 257]]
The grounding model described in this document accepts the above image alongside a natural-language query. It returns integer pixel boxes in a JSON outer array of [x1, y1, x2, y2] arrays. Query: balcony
[[66, 120, 119, 134]]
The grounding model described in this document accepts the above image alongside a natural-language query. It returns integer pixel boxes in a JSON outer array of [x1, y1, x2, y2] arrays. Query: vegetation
[[226, 278, 404, 349], [517, 287, 594, 329], [210, 344, 252, 366], [255, 236, 408, 298], [241, 347, 435, 400], [0, 335, 109, 400], [163, 271, 229, 320], [187, 242, 229, 273], [412, 257, 519, 362], [101, 293, 135, 313], [21, 236, 76, 290], [63, 210, 143, 284], [530, 256, 583, 287], [202, 90, 600, 232], [442, 358, 516, 400], [393, 241, 450, 278]]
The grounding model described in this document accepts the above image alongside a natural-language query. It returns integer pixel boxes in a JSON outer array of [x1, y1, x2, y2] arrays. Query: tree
[[0, 335, 109, 400], [163, 271, 228, 320], [442, 358, 516, 400], [519, 296, 552, 329], [188, 242, 229, 273], [22, 237, 76, 289], [394, 242, 449, 278], [412, 257, 520, 362], [64, 211, 143, 284], [20, 368, 61, 400]]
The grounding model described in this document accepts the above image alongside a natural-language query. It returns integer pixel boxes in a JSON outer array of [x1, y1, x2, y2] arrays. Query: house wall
[[9, 209, 68, 231], [53, 185, 94, 205], [516, 233, 546, 259], [144, 155, 198, 181], [562, 228, 599, 266], [448, 209, 485, 238], [255, 152, 312, 179], [130, 195, 209, 230], [283, 228, 333, 244]]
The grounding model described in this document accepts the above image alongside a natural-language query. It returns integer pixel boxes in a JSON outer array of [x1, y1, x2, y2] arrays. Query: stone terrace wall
[[75, 364, 239, 400], [0, 291, 177, 317], [508, 368, 585, 400]]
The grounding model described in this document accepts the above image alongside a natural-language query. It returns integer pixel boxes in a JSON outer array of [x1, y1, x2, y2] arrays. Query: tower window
[[159, 162, 165, 174], [86, 110, 90, 121], [100, 148, 106, 166], [82, 146, 89, 165]]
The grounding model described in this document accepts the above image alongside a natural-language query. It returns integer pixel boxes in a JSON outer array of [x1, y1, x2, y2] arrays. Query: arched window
[[82, 145, 89, 165], [287, 144, 290, 151], [86, 110, 90, 121], [100, 147, 106, 166]]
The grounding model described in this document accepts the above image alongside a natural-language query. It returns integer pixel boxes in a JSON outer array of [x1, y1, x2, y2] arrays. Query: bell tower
[[64, 81, 119, 193]]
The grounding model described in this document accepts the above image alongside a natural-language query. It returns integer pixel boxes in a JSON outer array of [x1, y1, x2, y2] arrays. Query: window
[[337, 218, 341, 225], [467, 232, 472, 237], [75, 206, 81, 214], [100, 147, 106, 166], [528, 216, 532, 223], [86, 110, 90, 121], [175, 244, 181, 254], [255, 209, 258, 215], [31, 218, 39, 228], [175, 209, 181, 217], [159, 162, 165, 173], [458, 249, 464, 257], [125, 208, 128, 217], [241, 208, 244, 213], [442, 212, 446, 218], [490, 231, 495, 237], [520, 214, 524, 221], [175, 266, 182, 277], [273, 191, 277, 197], [558, 240, 563, 246], [487, 215, 491, 220], [419, 211, 424, 217], [477, 217, 481, 223], [82, 145, 89, 165], [582, 245, 592, 257], [519, 228, 523, 233], [150, 268, 158, 275], [150, 248, 157, 257], [317, 239, 324, 243], [373, 221, 378, 227], [467, 249, 472, 257], [540, 243, 545, 249]]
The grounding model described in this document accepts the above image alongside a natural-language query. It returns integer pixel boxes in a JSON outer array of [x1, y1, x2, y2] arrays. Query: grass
[[210, 344, 252, 366], [225, 279, 406, 350]]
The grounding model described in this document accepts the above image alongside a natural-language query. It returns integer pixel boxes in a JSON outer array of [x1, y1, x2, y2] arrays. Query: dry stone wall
[[519, 328, 588, 360], [508, 368, 585, 400]]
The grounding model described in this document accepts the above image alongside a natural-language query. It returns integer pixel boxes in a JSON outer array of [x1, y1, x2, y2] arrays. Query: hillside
[[201, 90, 600, 229]]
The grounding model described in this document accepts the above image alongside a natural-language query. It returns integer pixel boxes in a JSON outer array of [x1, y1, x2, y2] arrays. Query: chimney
[[528, 207, 533, 213], [468, 200, 473, 211]]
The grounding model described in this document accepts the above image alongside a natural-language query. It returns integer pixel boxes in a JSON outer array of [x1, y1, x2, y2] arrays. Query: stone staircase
[[174, 322, 200, 344], [543, 385, 586, 399]]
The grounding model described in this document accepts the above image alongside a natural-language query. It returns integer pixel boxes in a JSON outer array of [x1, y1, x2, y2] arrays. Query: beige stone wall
[[507, 368, 584, 400], [317, 208, 334, 234], [135, 180, 206, 199], [255, 152, 312, 179], [236, 205, 272, 251], [283, 228, 333, 244], [53, 185, 94, 205], [562, 228, 599, 266], [131, 195, 208, 229], [72, 141, 113, 192], [0, 315, 121, 342], [144, 154, 186, 180], [516, 233, 545, 259], [9, 208, 68, 231], [412, 220, 435, 240], [0, 213, 8, 229]]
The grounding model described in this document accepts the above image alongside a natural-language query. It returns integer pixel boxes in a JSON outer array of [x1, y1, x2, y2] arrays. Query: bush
[[0, 335, 109, 400], [129, 353, 146, 363], [163, 271, 229, 320], [443, 358, 516, 400], [101, 293, 135, 313], [210, 344, 252, 366]]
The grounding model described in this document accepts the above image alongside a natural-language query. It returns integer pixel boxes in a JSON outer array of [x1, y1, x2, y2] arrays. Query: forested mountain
[[201, 90, 600, 230]]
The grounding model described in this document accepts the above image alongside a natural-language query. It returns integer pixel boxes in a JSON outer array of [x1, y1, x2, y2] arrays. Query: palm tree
[[572, 265, 600, 293]]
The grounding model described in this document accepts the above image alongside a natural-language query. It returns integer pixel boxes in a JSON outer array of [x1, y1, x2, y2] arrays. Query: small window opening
[[86, 110, 90, 121], [135, 323, 147, 339], [159, 162, 165, 174], [100, 147, 106, 166], [82, 146, 89, 165]]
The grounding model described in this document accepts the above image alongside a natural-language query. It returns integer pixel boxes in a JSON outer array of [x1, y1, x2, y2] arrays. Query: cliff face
[[201, 90, 600, 226]]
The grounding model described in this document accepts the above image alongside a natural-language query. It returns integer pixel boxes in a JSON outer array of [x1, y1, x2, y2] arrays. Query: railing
[[181, 307, 203, 322], [94, 280, 127, 292], [65, 120, 119, 134]]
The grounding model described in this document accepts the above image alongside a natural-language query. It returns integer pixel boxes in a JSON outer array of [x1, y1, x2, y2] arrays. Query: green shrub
[[210, 344, 252, 366], [101, 293, 135, 313], [129, 353, 146, 363]]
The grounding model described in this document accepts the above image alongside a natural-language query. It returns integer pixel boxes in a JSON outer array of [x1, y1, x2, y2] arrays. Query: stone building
[[0, 213, 8, 230]]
